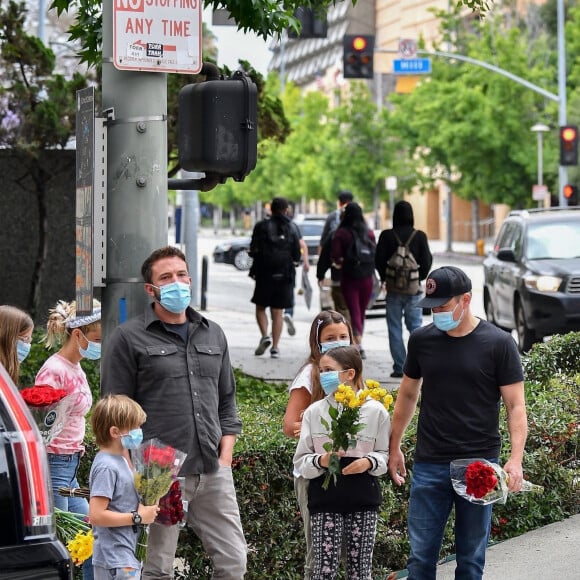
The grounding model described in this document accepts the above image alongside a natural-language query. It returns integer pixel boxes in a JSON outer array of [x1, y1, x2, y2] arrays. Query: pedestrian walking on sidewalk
[[283, 310, 354, 580], [388, 266, 528, 580], [331, 203, 376, 359], [375, 200, 432, 378], [294, 345, 391, 580], [101, 246, 247, 579], [317, 190, 354, 321], [249, 197, 301, 358]]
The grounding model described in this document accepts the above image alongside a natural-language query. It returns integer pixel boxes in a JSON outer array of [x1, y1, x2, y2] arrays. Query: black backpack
[[342, 234, 376, 280], [385, 231, 420, 295], [255, 219, 300, 280]]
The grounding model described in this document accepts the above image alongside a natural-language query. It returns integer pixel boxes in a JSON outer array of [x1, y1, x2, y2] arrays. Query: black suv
[[0, 364, 73, 579], [483, 207, 580, 352]]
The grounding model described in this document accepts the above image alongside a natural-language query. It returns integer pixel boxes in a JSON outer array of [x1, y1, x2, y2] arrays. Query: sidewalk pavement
[[199, 238, 579, 579]]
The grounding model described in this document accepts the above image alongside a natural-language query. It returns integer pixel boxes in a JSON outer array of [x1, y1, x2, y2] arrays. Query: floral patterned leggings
[[310, 510, 378, 580]]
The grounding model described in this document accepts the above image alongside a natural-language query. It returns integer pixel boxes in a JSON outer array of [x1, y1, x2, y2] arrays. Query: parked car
[[0, 364, 74, 579], [483, 207, 580, 352], [293, 214, 327, 264], [212, 237, 253, 271]]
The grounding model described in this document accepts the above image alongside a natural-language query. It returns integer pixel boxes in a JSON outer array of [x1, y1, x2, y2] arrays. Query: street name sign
[[113, 0, 202, 73], [393, 58, 432, 75]]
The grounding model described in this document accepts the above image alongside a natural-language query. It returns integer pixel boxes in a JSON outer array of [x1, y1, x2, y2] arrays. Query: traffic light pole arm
[[376, 48, 558, 102]]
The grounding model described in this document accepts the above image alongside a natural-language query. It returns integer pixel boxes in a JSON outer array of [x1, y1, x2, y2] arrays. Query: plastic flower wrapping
[[321, 380, 393, 490], [132, 438, 187, 561], [156, 478, 186, 527], [19, 384, 69, 444], [450, 458, 544, 505], [55, 508, 93, 566]]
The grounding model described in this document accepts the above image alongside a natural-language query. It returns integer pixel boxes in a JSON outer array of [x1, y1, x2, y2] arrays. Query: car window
[[495, 222, 522, 255], [299, 223, 324, 237], [526, 220, 580, 259]]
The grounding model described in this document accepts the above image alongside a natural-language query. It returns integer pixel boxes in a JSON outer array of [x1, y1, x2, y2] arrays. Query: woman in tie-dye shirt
[[36, 299, 101, 580]]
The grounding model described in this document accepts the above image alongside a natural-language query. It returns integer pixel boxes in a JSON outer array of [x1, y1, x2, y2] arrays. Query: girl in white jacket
[[293, 345, 391, 580]]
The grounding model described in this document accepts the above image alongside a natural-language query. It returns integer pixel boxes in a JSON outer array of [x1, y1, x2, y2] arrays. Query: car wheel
[[515, 299, 537, 353], [233, 249, 253, 271], [484, 291, 497, 325]]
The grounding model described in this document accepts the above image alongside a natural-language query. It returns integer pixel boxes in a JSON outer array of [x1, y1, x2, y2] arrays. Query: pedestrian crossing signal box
[[178, 71, 258, 184]]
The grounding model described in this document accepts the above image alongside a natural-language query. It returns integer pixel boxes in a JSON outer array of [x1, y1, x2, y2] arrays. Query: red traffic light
[[563, 184, 576, 198], [351, 36, 368, 52], [561, 126, 578, 142]]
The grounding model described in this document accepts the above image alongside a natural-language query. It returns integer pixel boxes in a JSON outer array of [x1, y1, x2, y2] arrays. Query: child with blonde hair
[[36, 298, 101, 580], [89, 395, 159, 579]]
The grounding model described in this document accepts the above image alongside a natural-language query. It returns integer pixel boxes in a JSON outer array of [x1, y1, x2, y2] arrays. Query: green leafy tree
[[0, 0, 90, 316], [389, 8, 559, 208]]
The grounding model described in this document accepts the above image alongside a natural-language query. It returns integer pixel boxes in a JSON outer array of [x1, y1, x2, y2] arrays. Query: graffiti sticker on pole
[[113, 0, 202, 73]]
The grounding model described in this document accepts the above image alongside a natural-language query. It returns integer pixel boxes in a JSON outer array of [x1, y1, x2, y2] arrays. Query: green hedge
[[19, 332, 580, 578]]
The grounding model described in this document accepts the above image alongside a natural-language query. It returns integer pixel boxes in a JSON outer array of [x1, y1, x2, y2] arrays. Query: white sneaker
[[254, 336, 272, 356], [284, 314, 296, 336]]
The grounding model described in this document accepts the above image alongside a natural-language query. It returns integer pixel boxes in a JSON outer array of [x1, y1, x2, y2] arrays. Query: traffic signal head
[[178, 71, 257, 182], [343, 35, 374, 79], [559, 125, 578, 166], [563, 184, 578, 205]]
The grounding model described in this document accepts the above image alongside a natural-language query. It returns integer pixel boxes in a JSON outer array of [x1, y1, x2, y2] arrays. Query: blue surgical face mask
[[319, 340, 350, 354], [78, 332, 102, 360], [320, 369, 348, 396], [433, 301, 464, 332], [121, 428, 143, 450], [17, 340, 31, 363], [156, 281, 191, 314]]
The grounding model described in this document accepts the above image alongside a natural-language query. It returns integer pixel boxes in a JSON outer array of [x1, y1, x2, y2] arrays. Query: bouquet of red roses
[[20, 384, 69, 444], [450, 458, 543, 505], [132, 438, 187, 560]]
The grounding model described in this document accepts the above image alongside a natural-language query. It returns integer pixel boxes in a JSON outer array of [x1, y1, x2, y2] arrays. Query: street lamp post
[[531, 123, 550, 208]]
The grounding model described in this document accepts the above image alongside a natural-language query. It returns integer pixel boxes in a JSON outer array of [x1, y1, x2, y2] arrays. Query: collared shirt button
[[208, 349, 212, 353], [161, 349, 166, 354], [193, 392, 198, 396], [190, 371, 194, 375]]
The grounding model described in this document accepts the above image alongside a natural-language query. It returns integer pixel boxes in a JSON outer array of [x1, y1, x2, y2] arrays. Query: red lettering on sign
[[125, 18, 153, 35], [116, 0, 144, 12], [161, 19, 191, 37]]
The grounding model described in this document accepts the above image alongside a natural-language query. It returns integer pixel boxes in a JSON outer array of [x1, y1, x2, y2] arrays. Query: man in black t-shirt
[[387, 266, 527, 580]]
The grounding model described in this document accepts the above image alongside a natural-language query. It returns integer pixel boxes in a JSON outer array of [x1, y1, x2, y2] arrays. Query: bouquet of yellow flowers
[[320, 379, 393, 490], [132, 438, 187, 561], [55, 508, 93, 566]]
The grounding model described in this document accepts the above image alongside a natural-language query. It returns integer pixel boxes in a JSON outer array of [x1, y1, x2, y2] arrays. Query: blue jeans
[[407, 462, 493, 580], [49, 453, 94, 580], [385, 292, 423, 374]]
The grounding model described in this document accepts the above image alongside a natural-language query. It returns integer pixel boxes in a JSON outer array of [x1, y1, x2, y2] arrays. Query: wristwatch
[[131, 511, 142, 525]]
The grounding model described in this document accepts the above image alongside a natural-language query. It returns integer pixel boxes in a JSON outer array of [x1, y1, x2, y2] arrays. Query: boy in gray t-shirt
[[89, 395, 159, 579]]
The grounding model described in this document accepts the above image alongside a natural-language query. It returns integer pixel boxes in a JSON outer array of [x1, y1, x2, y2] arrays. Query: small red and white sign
[[113, 0, 202, 73], [399, 38, 417, 59], [532, 184, 548, 201]]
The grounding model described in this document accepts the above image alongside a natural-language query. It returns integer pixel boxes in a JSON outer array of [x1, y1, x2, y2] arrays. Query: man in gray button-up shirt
[[102, 246, 247, 579]]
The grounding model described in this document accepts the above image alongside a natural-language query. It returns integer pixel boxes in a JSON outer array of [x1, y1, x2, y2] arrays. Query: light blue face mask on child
[[121, 428, 143, 450], [320, 369, 348, 395], [319, 340, 350, 354], [17, 340, 31, 363], [79, 332, 102, 360]]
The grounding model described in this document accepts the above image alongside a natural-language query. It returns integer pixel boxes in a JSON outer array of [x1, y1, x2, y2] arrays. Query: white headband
[[66, 307, 102, 329]]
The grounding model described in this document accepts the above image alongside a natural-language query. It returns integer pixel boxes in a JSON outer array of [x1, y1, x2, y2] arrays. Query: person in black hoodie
[[375, 201, 432, 378]]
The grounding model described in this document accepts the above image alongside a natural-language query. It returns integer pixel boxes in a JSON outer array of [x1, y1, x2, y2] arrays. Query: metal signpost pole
[[101, 1, 169, 344]]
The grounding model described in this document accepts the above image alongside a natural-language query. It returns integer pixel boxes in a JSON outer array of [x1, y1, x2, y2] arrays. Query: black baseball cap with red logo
[[417, 266, 472, 308]]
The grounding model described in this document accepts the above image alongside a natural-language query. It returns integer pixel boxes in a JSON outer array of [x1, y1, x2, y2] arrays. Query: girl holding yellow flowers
[[293, 345, 392, 580]]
